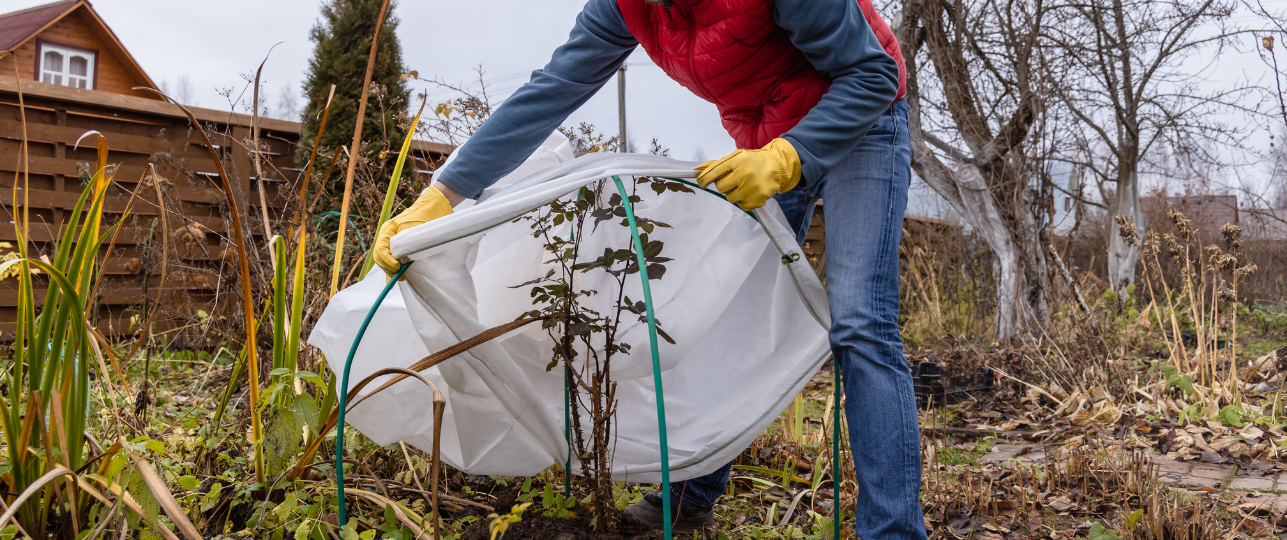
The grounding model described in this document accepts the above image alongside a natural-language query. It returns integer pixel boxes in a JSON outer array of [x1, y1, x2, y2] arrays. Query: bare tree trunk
[[1015, 187, 1052, 326], [1105, 0, 1142, 295], [1108, 167, 1143, 292], [950, 165, 1024, 340], [900, 0, 1051, 340]]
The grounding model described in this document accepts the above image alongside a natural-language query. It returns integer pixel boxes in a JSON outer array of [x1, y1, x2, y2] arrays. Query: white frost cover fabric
[[309, 139, 832, 483]]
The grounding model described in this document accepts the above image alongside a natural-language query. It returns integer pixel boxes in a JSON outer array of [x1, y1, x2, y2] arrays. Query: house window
[[39, 44, 95, 89]]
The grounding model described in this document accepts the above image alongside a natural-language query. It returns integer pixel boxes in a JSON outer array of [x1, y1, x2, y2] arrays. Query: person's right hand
[[373, 186, 454, 275], [694, 138, 802, 211]]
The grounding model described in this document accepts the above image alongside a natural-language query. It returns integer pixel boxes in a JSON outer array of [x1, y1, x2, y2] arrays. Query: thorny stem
[[527, 179, 670, 532], [530, 190, 602, 521]]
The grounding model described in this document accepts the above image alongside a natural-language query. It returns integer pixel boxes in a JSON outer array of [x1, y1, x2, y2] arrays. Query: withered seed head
[[1220, 223, 1243, 250], [1167, 207, 1195, 240], [1218, 286, 1237, 304], [1163, 233, 1184, 263], [1205, 245, 1233, 271], [1115, 215, 1138, 247], [1235, 263, 1258, 279], [1142, 230, 1161, 256]]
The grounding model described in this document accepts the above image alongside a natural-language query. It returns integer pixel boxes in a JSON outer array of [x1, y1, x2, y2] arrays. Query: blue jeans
[[648, 100, 925, 539]]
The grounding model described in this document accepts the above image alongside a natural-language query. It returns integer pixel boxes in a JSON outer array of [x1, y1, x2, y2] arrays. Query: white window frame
[[37, 42, 96, 90]]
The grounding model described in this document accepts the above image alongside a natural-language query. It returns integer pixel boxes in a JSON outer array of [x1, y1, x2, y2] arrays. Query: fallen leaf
[[1239, 515, 1272, 535], [1047, 496, 1075, 513], [1000, 420, 1025, 431], [1244, 458, 1276, 471], [1208, 436, 1240, 451], [1236, 501, 1273, 517], [949, 514, 981, 536]]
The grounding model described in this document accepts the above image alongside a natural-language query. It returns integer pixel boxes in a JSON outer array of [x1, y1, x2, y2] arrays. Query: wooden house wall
[[9, 6, 155, 99]]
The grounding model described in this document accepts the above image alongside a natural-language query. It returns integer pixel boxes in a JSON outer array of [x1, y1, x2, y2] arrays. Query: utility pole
[[617, 64, 627, 152]]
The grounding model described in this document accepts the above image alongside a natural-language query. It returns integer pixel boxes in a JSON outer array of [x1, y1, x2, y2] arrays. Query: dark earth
[[460, 488, 664, 540]]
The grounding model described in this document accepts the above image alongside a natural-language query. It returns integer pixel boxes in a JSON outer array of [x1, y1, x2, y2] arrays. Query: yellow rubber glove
[[373, 186, 454, 275], [694, 138, 802, 210]]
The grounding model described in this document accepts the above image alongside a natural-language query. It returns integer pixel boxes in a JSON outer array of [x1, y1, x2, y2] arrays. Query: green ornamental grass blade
[[285, 229, 308, 373], [271, 236, 289, 375], [359, 99, 428, 280], [0, 254, 99, 533]]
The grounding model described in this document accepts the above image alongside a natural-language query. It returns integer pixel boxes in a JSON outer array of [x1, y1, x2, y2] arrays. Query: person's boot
[[622, 493, 715, 534]]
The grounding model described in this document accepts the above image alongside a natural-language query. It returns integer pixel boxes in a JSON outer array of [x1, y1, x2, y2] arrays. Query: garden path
[[981, 443, 1283, 492]]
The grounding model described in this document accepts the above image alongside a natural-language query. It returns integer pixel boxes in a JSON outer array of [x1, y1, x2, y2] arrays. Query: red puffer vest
[[618, 0, 905, 150]]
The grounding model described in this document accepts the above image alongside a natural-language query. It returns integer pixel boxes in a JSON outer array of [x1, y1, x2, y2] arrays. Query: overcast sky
[[9, 0, 1284, 207]]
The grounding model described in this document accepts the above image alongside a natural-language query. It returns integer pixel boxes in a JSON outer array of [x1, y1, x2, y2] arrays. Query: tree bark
[[1108, 166, 1143, 292], [952, 165, 1025, 339]]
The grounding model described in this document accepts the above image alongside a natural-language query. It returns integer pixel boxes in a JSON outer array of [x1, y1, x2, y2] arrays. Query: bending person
[[374, 0, 923, 538]]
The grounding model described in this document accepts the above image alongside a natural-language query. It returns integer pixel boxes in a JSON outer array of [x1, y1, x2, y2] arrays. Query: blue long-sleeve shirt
[[435, 0, 900, 199]]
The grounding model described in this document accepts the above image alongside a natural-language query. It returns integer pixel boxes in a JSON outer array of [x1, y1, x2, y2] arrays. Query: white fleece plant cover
[[309, 143, 832, 483]]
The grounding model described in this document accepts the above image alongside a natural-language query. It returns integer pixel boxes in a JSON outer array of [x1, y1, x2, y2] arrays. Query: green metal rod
[[566, 191, 582, 498], [833, 358, 841, 540], [337, 262, 411, 526], [611, 175, 672, 539], [564, 365, 573, 497], [662, 177, 757, 220]]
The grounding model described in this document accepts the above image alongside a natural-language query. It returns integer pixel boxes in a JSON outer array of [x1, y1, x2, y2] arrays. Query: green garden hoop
[[334, 174, 840, 540]]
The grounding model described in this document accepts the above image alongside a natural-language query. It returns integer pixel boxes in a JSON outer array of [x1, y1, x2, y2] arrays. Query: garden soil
[[459, 488, 662, 540]]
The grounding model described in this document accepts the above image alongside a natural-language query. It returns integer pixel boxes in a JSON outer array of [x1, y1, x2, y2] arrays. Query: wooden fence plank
[[0, 76, 449, 344]]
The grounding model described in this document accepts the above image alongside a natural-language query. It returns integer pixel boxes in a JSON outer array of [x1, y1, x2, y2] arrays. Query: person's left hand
[[694, 138, 802, 210]]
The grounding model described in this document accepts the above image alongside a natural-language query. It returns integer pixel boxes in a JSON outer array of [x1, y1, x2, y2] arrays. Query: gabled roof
[[0, 1, 157, 92], [0, 1, 77, 51]]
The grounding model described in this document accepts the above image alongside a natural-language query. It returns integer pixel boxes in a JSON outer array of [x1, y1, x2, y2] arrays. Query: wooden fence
[[0, 75, 450, 342]]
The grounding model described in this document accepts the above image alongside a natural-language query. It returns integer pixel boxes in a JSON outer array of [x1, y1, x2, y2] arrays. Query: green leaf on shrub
[[1089, 522, 1122, 540], [1124, 509, 1144, 530], [200, 482, 223, 512], [123, 469, 161, 525], [1162, 364, 1194, 395], [263, 392, 318, 477], [339, 521, 363, 540], [296, 370, 325, 387], [1217, 405, 1248, 427], [380, 504, 412, 540]]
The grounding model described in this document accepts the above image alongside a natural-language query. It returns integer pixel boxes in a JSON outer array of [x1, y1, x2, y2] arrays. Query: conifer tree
[[297, 0, 410, 193]]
